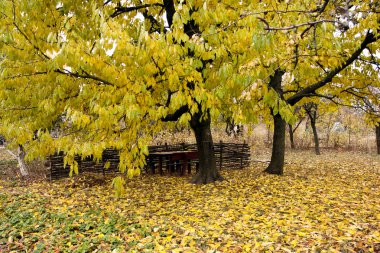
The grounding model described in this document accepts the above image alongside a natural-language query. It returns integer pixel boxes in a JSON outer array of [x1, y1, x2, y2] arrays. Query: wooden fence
[[46, 141, 250, 180]]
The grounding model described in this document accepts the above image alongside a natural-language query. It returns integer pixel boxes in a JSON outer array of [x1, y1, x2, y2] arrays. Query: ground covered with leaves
[[1, 150, 380, 252]]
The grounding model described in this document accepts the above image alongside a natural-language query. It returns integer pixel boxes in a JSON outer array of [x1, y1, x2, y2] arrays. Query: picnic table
[[148, 150, 199, 176]]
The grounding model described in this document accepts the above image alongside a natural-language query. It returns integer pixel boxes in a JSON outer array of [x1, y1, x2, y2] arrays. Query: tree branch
[[103, 0, 112, 6], [287, 32, 378, 105], [341, 88, 369, 100], [161, 105, 189, 122], [3, 68, 116, 87], [142, 9, 165, 34], [110, 3, 164, 18], [3, 71, 48, 80], [12, 22, 50, 60], [163, 0, 175, 28], [292, 118, 304, 133], [54, 69, 115, 86], [312, 0, 329, 14], [259, 19, 346, 31], [3, 106, 38, 111]]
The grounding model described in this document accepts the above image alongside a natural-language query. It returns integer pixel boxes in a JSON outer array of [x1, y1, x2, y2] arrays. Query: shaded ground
[[0, 147, 47, 182], [0, 150, 379, 252], [0, 147, 18, 180]]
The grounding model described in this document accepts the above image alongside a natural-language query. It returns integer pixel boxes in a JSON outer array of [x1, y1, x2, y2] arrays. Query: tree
[[239, 0, 379, 174], [316, 38, 380, 153], [0, 0, 257, 184], [287, 107, 304, 149], [341, 84, 380, 154], [377, 125, 380, 155], [17, 145, 29, 177], [347, 48, 380, 155], [1, 0, 378, 183], [223, 115, 242, 138], [304, 102, 321, 155]]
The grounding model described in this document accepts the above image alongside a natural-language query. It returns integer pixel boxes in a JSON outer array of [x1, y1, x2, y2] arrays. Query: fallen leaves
[[0, 150, 379, 252]]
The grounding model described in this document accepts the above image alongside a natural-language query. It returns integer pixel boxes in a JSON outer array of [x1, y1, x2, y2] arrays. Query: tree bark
[[304, 103, 320, 155], [347, 115, 351, 148], [288, 124, 295, 149], [326, 114, 332, 148], [17, 144, 29, 177], [265, 69, 286, 175], [376, 125, 380, 155], [265, 113, 286, 175], [310, 117, 321, 155], [190, 111, 223, 184]]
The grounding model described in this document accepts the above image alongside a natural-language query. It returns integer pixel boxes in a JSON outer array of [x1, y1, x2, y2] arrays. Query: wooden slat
[[47, 141, 251, 180]]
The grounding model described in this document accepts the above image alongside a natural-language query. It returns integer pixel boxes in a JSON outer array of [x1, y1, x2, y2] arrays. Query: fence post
[[220, 140, 223, 171]]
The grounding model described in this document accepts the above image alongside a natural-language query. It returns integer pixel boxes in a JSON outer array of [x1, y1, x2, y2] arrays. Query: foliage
[[2, 0, 377, 178], [1, 151, 380, 252], [0, 0, 255, 179], [240, 0, 379, 110]]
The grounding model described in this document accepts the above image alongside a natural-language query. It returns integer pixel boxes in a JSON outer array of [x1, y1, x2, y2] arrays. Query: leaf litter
[[0, 150, 379, 252]]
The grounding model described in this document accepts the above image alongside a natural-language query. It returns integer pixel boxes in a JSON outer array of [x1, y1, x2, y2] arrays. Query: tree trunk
[[305, 103, 320, 155], [265, 113, 286, 175], [266, 125, 271, 145], [348, 127, 351, 148], [376, 125, 380, 155], [265, 69, 286, 175], [190, 111, 223, 184], [225, 116, 234, 136], [347, 115, 351, 148], [288, 124, 295, 149], [310, 118, 321, 155], [17, 144, 29, 177], [326, 114, 332, 148]]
